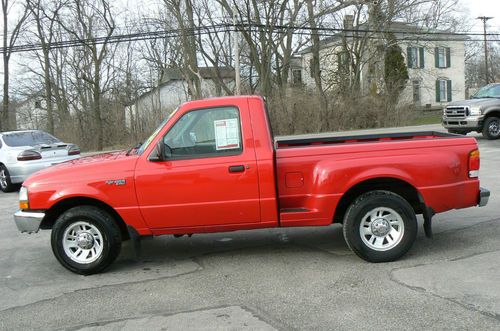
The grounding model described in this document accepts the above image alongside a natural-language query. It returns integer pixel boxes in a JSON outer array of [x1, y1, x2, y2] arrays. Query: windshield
[[2, 131, 60, 147], [472, 84, 500, 99], [136, 108, 180, 155]]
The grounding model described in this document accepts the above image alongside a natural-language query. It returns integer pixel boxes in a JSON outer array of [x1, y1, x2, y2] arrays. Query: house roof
[[127, 66, 235, 106], [161, 67, 235, 83], [299, 21, 469, 55]]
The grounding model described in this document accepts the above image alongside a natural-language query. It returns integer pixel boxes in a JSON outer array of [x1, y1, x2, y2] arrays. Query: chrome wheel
[[0, 169, 7, 189], [488, 120, 500, 137], [359, 207, 405, 251], [62, 221, 104, 264]]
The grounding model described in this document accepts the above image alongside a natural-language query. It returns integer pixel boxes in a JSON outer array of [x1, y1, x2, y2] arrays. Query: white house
[[125, 67, 235, 132], [298, 17, 468, 109]]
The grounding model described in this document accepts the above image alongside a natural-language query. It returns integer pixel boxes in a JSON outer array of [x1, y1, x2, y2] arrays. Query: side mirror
[[149, 141, 172, 162]]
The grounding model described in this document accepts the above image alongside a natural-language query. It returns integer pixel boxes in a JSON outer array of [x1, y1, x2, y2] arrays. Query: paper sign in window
[[214, 118, 240, 150]]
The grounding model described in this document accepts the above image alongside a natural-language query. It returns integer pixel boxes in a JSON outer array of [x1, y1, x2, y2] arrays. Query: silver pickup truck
[[443, 83, 500, 140]]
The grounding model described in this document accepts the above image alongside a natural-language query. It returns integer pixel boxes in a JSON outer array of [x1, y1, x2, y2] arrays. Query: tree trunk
[[2, 1, 9, 131], [305, 0, 329, 131]]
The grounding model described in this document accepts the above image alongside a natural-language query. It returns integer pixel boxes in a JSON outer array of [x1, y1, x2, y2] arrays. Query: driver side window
[[163, 107, 242, 159]]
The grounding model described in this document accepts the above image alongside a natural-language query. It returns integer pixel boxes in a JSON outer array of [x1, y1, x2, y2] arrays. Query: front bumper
[[14, 210, 45, 233], [479, 187, 490, 207], [442, 115, 483, 130]]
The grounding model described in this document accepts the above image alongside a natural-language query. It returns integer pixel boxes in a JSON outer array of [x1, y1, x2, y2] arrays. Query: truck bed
[[276, 131, 458, 148]]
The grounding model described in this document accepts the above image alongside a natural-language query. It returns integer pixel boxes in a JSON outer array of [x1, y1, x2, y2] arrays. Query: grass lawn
[[407, 111, 442, 126]]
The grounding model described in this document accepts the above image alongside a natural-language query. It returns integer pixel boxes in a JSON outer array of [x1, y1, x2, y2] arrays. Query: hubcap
[[489, 121, 500, 136], [62, 221, 103, 264], [359, 207, 405, 251], [371, 218, 391, 237], [0, 170, 7, 188], [76, 232, 95, 249]]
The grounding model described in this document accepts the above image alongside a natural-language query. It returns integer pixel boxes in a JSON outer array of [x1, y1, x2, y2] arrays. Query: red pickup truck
[[14, 96, 489, 274]]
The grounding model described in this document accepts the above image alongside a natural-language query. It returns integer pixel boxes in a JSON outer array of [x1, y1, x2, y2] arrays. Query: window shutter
[[446, 48, 451, 68], [436, 80, 440, 102], [447, 80, 452, 102], [419, 47, 425, 68], [407, 47, 413, 68], [434, 47, 439, 68]]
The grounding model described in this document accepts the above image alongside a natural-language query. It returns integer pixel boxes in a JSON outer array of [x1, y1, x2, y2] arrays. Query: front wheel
[[482, 117, 500, 140], [51, 206, 122, 275], [343, 190, 417, 262]]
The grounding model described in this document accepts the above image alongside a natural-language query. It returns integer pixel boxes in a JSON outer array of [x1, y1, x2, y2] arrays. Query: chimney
[[343, 15, 354, 30]]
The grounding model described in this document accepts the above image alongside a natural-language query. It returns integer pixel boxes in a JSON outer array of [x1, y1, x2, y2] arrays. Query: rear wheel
[[51, 206, 122, 275], [343, 190, 417, 262], [0, 165, 16, 193], [482, 117, 500, 140]]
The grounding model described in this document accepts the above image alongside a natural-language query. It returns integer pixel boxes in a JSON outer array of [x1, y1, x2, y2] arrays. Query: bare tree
[[25, 0, 67, 134], [1, 0, 29, 130], [57, 0, 116, 150], [163, 0, 202, 99]]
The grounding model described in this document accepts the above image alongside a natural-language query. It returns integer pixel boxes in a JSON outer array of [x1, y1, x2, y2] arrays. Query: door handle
[[228, 165, 245, 173]]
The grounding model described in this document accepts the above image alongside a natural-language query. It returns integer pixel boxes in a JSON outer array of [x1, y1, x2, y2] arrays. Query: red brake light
[[17, 150, 42, 161], [68, 145, 80, 156], [469, 149, 480, 178]]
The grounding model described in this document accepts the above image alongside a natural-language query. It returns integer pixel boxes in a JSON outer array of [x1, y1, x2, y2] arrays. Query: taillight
[[17, 150, 42, 161], [68, 145, 80, 156], [469, 149, 480, 178]]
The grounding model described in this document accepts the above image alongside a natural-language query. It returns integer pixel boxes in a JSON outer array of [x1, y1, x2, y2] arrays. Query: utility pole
[[232, 6, 241, 95], [477, 16, 493, 84]]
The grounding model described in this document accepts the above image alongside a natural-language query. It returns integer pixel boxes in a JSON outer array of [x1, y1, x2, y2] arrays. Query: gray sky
[[462, 0, 500, 31]]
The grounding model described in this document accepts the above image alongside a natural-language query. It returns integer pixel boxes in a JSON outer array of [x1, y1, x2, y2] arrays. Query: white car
[[0, 130, 81, 192]]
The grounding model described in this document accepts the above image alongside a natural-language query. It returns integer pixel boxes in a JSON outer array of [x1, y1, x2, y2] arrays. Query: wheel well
[[333, 178, 423, 223], [484, 111, 500, 120], [41, 197, 130, 240]]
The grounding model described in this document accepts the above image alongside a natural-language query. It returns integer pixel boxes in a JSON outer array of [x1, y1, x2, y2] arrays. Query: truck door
[[135, 104, 261, 228]]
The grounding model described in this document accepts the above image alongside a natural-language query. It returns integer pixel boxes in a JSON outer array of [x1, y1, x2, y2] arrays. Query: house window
[[292, 69, 302, 84], [436, 79, 452, 102], [412, 80, 421, 103], [435, 47, 451, 68], [407, 47, 424, 69]]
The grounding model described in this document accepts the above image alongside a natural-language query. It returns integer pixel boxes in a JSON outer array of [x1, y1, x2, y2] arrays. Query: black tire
[[482, 117, 500, 140], [343, 190, 417, 263], [447, 129, 468, 135], [0, 165, 16, 193], [51, 206, 122, 275]]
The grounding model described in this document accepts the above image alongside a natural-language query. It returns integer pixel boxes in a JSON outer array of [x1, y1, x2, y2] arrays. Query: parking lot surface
[[1, 125, 499, 330]]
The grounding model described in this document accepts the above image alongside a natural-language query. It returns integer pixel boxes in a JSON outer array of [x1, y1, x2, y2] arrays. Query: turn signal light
[[19, 201, 29, 210], [469, 150, 480, 178]]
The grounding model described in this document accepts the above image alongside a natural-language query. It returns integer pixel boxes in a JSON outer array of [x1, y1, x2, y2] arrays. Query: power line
[[2, 23, 500, 55]]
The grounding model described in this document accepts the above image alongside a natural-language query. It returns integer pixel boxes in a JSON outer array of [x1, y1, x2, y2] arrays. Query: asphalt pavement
[[0, 124, 499, 330]]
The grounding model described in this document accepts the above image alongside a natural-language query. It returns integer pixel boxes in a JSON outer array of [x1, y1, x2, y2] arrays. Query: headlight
[[19, 186, 29, 209], [469, 106, 482, 116]]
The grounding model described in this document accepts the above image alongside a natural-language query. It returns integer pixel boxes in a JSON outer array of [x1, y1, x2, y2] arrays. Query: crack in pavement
[[66, 304, 286, 331], [390, 252, 500, 322]]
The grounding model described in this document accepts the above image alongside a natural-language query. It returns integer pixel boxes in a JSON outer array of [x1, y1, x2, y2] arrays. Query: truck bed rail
[[276, 131, 458, 148]]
